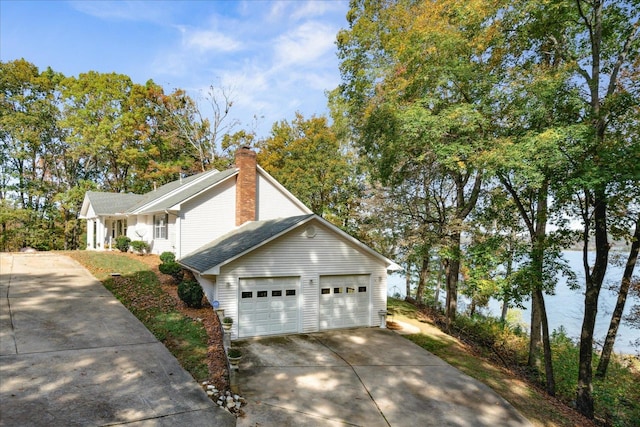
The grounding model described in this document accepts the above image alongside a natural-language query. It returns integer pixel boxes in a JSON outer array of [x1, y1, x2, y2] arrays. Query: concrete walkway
[[235, 328, 531, 427], [0, 253, 235, 426]]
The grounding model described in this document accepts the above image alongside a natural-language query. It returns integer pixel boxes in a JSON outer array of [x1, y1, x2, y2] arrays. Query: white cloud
[[181, 27, 242, 53], [289, 1, 343, 21], [69, 0, 169, 22], [265, 0, 346, 22], [273, 21, 336, 67]]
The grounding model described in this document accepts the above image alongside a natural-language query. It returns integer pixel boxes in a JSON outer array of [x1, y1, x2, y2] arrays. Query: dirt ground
[[123, 253, 229, 392]]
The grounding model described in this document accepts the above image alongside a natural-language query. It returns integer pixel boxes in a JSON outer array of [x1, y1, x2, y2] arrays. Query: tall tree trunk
[[416, 256, 429, 304], [405, 262, 412, 301], [538, 288, 555, 396], [1, 221, 6, 251], [500, 296, 509, 323], [596, 215, 639, 379], [528, 291, 543, 368], [528, 180, 549, 378], [434, 261, 442, 310], [445, 232, 461, 323], [576, 187, 610, 419], [501, 249, 514, 323]]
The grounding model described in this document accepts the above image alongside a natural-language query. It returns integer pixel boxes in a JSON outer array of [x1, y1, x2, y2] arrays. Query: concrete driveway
[[0, 253, 234, 426], [235, 328, 531, 427]]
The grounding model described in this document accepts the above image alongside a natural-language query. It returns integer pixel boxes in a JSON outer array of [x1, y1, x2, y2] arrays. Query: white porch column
[[175, 214, 181, 257], [97, 219, 106, 250], [87, 219, 95, 250]]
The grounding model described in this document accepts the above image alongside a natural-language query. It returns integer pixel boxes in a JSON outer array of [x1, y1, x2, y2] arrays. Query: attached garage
[[180, 215, 400, 339], [238, 277, 299, 338], [319, 275, 370, 329]]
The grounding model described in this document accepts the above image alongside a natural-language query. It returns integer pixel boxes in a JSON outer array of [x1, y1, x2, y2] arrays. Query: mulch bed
[[122, 253, 230, 392]]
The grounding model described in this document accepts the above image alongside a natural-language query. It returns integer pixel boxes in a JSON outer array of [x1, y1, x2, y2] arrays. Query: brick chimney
[[235, 146, 257, 226]]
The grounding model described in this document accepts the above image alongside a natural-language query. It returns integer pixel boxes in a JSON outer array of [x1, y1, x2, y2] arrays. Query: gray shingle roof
[[85, 191, 146, 215], [134, 168, 237, 213], [85, 168, 237, 216], [179, 214, 314, 273], [126, 171, 207, 212]]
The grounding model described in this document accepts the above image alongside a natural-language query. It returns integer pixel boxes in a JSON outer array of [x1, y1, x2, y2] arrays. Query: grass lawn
[[68, 251, 210, 381]]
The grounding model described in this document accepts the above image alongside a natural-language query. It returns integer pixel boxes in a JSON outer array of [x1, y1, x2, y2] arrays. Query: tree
[[0, 59, 64, 250], [484, 0, 639, 409], [337, 0, 502, 323], [538, 0, 639, 416], [487, 61, 584, 394], [462, 188, 531, 320], [164, 85, 239, 172], [1, 61, 202, 249], [596, 211, 640, 378], [60, 72, 161, 193], [257, 112, 362, 230]]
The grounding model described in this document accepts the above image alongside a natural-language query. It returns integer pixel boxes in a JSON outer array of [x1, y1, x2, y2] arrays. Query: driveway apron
[[236, 328, 531, 427], [0, 253, 235, 427]]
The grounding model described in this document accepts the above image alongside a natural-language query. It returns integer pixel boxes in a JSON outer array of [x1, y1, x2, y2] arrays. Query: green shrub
[[130, 240, 150, 254], [159, 251, 176, 264], [228, 348, 242, 358], [159, 261, 184, 282], [451, 313, 528, 365], [115, 236, 131, 252], [178, 280, 203, 308], [549, 327, 580, 399]]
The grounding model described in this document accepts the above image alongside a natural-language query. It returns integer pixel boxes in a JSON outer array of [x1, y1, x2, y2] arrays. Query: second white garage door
[[319, 275, 370, 330], [238, 277, 299, 338]]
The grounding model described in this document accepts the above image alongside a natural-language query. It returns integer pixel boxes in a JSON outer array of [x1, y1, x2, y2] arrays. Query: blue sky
[[1, 0, 350, 138]]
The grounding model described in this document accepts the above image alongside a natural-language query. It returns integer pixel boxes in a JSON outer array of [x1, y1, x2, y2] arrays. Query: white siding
[[256, 174, 308, 220], [180, 179, 236, 257], [216, 220, 388, 338], [126, 217, 138, 240], [196, 276, 216, 307], [86, 205, 96, 219], [130, 215, 152, 242]]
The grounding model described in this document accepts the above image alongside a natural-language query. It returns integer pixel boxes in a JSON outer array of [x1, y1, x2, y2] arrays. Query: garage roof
[[179, 214, 314, 274]]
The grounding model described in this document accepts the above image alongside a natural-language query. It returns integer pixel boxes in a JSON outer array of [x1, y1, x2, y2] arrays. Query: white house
[[79, 147, 400, 338]]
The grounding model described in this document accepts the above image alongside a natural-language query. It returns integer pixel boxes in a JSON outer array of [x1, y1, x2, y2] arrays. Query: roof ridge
[[131, 168, 232, 213]]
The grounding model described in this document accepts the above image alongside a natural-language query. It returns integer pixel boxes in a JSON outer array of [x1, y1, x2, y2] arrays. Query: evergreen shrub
[[178, 280, 203, 308], [159, 261, 184, 282], [130, 240, 150, 254], [159, 251, 176, 264], [115, 236, 131, 252]]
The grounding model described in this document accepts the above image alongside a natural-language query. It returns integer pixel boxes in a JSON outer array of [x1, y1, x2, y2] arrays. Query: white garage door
[[319, 275, 370, 330], [238, 277, 299, 338]]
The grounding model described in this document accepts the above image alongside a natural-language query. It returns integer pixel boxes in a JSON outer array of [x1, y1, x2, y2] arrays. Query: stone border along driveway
[[0, 253, 235, 426], [235, 327, 532, 427]]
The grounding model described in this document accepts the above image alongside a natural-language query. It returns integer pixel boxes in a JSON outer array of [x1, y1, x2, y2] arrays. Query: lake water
[[387, 251, 639, 354]]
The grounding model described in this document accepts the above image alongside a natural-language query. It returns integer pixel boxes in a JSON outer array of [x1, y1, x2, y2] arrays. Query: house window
[[359, 286, 367, 293], [321, 288, 330, 295], [286, 289, 296, 296], [242, 291, 253, 298], [272, 290, 282, 297], [346, 287, 355, 294], [257, 291, 267, 298], [116, 219, 127, 237], [154, 214, 168, 239]]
